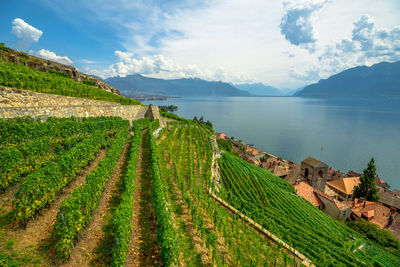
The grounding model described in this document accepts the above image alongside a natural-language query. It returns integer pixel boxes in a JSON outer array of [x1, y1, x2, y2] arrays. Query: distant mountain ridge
[[234, 83, 284, 96], [295, 61, 400, 98], [105, 74, 250, 97]]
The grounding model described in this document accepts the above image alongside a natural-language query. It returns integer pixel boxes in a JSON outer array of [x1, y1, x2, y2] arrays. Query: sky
[[1, 0, 399, 90]]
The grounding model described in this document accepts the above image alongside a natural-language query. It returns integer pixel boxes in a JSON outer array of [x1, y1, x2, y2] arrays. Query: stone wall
[[0, 87, 118, 107], [0, 87, 164, 124]]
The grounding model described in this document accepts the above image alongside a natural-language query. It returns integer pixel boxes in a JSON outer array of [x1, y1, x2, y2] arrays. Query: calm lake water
[[143, 97, 400, 189]]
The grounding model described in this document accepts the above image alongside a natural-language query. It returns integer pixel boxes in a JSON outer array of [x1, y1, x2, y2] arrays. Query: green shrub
[[82, 79, 96, 86], [347, 218, 400, 249]]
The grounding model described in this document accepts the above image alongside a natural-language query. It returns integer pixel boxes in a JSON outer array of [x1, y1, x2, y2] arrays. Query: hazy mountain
[[295, 61, 400, 98], [105, 74, 250, 97], [234, 83, 285, 96]]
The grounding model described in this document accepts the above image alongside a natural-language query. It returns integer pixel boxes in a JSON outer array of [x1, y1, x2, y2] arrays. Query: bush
[[82, 79, 96, 86], [217, 138, 232, 152], [347, 218, 400, 249]]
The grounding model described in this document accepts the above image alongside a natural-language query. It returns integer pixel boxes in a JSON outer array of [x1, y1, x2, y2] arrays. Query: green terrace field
[[0, 59, 141, 105], [217, 151, 400, 266], [1, 115, 399, 266], [156, 121, 294, 266], [0, 116, 145, 265]]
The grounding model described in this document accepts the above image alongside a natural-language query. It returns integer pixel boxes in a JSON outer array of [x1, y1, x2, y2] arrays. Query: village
[[216, 132, 400, 241]]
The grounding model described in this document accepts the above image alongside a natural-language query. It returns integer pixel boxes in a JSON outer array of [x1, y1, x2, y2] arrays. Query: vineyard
[[0, 59, 141, 105], [0, 116, 150, 266], [156, 121, 294, 266], [217, 151, 400, 266], [1, 114, 399, 266]]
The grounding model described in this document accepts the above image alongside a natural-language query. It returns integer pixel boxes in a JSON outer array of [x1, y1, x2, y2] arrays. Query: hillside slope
[[295, 61, 400, 98], [0, 43, 120, 95], [105, 74, 251, 97], [217, 151, 400, 266]]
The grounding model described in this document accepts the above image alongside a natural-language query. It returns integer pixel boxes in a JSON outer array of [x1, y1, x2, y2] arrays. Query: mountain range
[[105, 74, 250, 97], [295, 61, 400, 98], [233, 83, 285, 96]]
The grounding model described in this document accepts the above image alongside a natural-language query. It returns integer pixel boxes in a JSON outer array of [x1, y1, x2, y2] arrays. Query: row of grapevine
[[54, 127, 129, 258], [0, 134, 86, 189], [0, 116, 128, 146], [156, 122, 291, 266], [12, 130, 112, 223], [0, 59, 141, 105], [111, 119, 147, 265], [217, 152, 400, 266], [148, 120, 178, 266]]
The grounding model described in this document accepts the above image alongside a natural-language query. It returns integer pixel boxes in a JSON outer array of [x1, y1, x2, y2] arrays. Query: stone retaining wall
[[0, 87, 118, 107], [0, 87, 164, 124]]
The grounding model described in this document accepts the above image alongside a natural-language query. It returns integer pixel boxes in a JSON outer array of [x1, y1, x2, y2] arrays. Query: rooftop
[[379, 190, 400, 210], [326, 177, 360, 195], [293, 181, 322, 207], [301, 156, 328, 168], [352, 200, 392, 228], [314, 189, 351, 211]]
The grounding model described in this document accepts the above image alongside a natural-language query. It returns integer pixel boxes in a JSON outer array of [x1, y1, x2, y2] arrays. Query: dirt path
[[62, 142, 130, 267], [126, 129, 160, 267], [6, 148, 109, 254]]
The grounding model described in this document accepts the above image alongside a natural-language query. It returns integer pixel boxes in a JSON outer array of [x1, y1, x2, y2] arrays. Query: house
[[293, 180, 323, 208], [245, 146, 262, 156], [379, 190, 400, 212], [314, 189, 352, 221], [242, 154, 260, 165], [351, 199, 392, 229], [375, 177, 391, 192], [217, 133, 228, 140], [300, 156, 329, 192], [325, 177, 360, 201]]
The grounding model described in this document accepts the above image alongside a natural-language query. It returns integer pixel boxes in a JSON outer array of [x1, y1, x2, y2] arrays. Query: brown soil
[[61, 142, 130, 267], [7, 148, 109, 254], [126, 129, 160, 266], [0, 182, 20, 213]]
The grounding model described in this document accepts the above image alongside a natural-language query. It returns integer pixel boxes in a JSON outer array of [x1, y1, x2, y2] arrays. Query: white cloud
[[35, 49, 73, 65], [11, 18, 43, 50], [45, 0, 400, 89], [84, 50, 252, 83], [280, 0, 329, 52]]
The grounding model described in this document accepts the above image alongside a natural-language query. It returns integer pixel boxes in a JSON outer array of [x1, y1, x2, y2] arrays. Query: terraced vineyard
[[1, 115, 399, 266], [0, 116, 148, 266], [156, 121, 294, 266], [217, 151, 400, 266]]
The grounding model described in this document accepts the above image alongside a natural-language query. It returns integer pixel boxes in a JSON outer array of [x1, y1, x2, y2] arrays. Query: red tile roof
[[352, 201, 391, 228], [293, 181, 323, 207], [217, 133, 228, 139]]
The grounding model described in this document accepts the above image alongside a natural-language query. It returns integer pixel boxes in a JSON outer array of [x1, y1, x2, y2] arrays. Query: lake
[[143, 97, 400, 189]]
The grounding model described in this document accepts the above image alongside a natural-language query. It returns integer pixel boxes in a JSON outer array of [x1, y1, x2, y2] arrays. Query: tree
[[353, 158, 380, 201], [193, 116, 198, 121]]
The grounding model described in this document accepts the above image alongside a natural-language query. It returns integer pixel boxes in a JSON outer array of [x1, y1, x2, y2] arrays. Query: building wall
[[300, 162, 328, 192], [319, 196, 340, 220]]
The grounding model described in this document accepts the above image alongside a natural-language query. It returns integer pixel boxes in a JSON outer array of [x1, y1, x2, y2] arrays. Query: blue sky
[[1, 0, 400, 89]]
